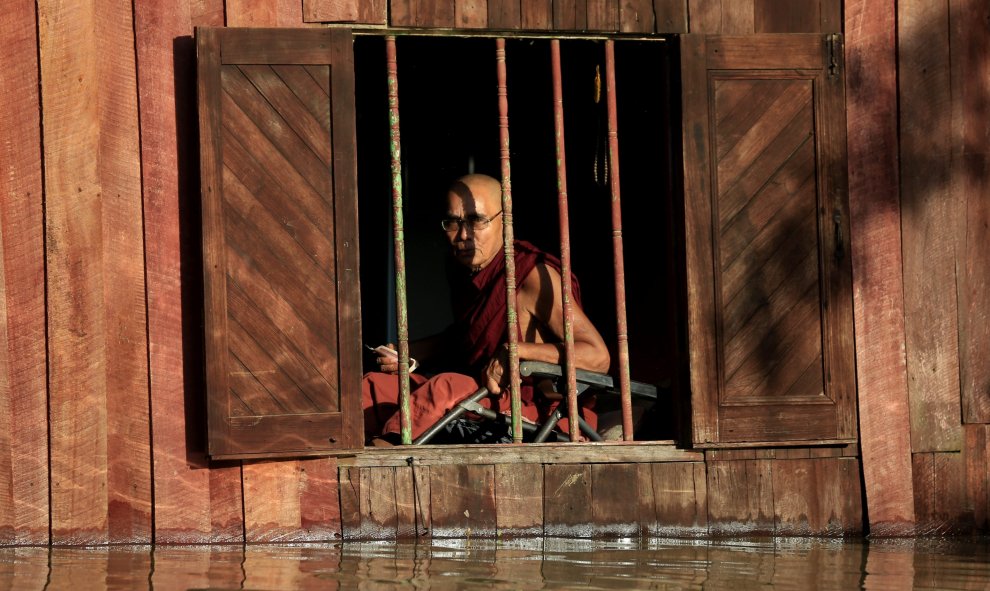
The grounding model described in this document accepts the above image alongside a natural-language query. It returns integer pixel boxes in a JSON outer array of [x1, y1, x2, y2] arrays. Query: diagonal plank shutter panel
[[197, 27, 362, 458], [681, 35, 857, 446]]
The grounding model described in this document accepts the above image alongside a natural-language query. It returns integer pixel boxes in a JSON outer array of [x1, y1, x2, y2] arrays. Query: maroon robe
[[362, 240, 595, 440]]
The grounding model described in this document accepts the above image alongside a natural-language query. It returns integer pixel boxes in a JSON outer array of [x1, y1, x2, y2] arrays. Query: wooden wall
[[0, 0, 986, 544], [337, 448, 862, 539], [845, 0, 990, 535]]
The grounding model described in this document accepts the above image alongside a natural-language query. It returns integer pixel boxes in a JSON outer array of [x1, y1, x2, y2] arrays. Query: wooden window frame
[[198, 27, 857, 462]]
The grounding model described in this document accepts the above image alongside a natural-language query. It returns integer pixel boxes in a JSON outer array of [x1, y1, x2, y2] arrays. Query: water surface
[[2, 537, 988, 590]]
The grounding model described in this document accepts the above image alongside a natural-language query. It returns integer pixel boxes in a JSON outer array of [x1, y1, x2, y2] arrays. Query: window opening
[[355, 34, 683, 448]]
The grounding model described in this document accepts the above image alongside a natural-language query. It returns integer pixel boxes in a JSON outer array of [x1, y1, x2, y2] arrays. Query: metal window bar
[[386, 36, 413, 445], [385, 36, 637, 445], [550, 40, 581, 441], [605, 40, 634, 440], [495, 37, 523, 443]]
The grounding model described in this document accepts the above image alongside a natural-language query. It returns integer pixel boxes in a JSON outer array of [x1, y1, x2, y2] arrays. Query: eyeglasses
[[441, 210, 502, 232]]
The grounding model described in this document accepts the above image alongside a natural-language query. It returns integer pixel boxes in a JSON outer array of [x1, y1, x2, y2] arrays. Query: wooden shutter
[[197, 28, 362, 458], [681, 34, 856, 447]]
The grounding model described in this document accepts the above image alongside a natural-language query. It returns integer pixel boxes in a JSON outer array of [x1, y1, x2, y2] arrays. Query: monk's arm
[[483, 263, 610, 393]]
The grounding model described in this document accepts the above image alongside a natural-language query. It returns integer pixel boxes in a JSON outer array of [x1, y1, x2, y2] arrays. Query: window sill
[[338, 440, 702, 467]]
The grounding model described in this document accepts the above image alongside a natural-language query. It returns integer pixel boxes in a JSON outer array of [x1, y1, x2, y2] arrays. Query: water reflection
[[1, 537, 988, 590]]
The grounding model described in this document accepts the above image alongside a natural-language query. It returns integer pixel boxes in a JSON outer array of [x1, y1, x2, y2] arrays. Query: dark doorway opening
[[354, 34, 686, 442]]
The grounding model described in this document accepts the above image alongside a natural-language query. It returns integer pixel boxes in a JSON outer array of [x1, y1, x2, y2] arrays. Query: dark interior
[[354, 35, 686, 441]]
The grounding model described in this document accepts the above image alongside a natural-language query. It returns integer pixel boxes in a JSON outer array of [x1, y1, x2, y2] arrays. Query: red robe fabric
[[362, 240, 594, 441]]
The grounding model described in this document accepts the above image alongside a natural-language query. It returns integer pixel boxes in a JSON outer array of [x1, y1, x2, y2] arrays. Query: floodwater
[[2, 537, 988, 590]]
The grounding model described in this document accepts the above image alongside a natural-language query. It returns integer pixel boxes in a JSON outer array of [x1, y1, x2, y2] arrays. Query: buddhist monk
[[362, 173, 610, 445]]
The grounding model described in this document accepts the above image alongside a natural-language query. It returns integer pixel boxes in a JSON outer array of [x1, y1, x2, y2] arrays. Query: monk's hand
[[375, 343, 399, 374], [483, 345, 510, 395]]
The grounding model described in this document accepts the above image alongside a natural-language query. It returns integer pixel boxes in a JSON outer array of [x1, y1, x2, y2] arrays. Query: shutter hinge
[[827, 34, 841, 79]]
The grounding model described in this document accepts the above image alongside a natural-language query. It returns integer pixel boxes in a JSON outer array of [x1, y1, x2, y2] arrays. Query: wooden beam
[[134, 0, 244, 544], [339, 441, 698, 467], [899, 0, 964, 453], [951, 0, 990, 424], [844, 0, 916, 534], [0, 0, 50, 545], [40, 0, 152, 544]]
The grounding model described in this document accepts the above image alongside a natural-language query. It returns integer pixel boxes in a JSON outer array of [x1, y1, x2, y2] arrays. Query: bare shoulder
[[518, 262, 562, 302]]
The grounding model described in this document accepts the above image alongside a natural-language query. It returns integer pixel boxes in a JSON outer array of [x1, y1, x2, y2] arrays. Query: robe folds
[[361, 240, 596, 441]]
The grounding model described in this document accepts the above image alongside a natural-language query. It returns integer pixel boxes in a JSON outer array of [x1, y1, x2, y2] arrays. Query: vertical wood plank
[[591, 463, 653, 536], [680, 34, 719, 445], [359, 467, 398, 540], [963, 425, 988, 529], [429, 464, 496, 538], [819, 0, 840, 33], [951, 0, 990, 424], [395, 463, 430, 538], [913, 451, 970, 534], [495, 463, 543, 536], [772, 458, 862, 535], [455, 0, 488, 28], [619, 0, 654, 32], [912, 452, 937, 533], [687, 0, 722, 32], [225, 0, 305, 25], [933, 451, 969, 533], [653, 0, 688, 32], [520, 0, 552, 29], [488, 0, 521, 29], [754, 0, 820, 33], [338, 466, 362, 539], [40, 0, 152, 544], [707, 459, 774, 534], [0, 0, 50, 545], [553, 0, 582, 30], [543, 464, 592, 536], [208, 465, 245, 541], [299, 458, 342, 538], [650, 462, 708, 536], [720, 0, 753, 33], [586, 0, 618, 31], [135, 0, 244, 544], [242, 459, 341, 542], [303, 0, 387, 23], [409, 0, 456, 27], [844, 0, 917, 534], [899, 0, 964, 453], [391, 0, 414, 25]]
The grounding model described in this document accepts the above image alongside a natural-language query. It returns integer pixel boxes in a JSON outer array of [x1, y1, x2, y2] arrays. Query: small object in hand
[[365, 344, 418, 372]]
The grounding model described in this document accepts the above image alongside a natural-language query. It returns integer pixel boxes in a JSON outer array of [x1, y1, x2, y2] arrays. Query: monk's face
[[444, 178, 504, 271]]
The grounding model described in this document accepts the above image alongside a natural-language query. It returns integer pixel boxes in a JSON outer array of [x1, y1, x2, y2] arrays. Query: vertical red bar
[[551, 40, 580, 441], [496, 37, 523, 443], [386, 36, 413, 444], [605, 40, 634, 440]]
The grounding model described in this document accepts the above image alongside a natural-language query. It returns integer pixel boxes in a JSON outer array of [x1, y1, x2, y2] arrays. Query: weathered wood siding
[[337, 448, 861, 540], [0, 0, 987, 543]]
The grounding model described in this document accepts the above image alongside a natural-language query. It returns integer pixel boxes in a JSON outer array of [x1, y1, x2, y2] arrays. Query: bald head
[[444, 174, 505, 271], [448, 174, 502, 213]]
